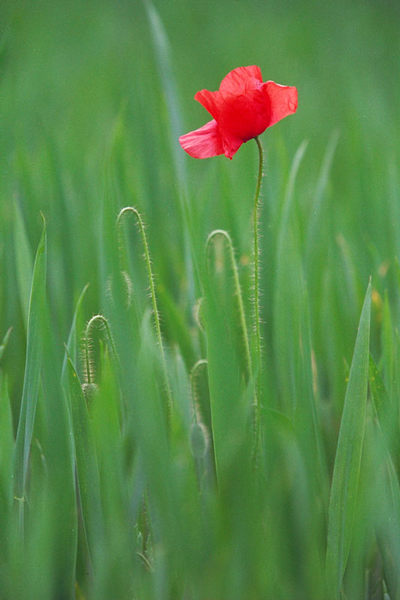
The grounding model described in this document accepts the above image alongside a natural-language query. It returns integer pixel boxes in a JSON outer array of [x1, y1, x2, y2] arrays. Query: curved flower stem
[[206, 229, 252, 381], [84, 314, 118, 385], [252, 136, 264, 446], [117, 207, 173, 428]]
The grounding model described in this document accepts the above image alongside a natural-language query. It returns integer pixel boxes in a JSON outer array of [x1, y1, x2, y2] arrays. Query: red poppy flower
[[179, 66, 298, 159]]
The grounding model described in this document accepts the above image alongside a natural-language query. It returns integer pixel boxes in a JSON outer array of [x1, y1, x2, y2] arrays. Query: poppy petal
[[194, 89, 221, 120], [219, 66, 263, 96], [263, 81, 298, 128], [179, 119, 224, 159], [218, 89, 270, 142], [221, 132, 243, 159]]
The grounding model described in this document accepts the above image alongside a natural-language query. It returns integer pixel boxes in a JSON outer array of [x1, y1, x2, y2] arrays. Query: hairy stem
[[117, 207, 173, 427], [84, 314, 117, 385], [252, 136, 264, 448]]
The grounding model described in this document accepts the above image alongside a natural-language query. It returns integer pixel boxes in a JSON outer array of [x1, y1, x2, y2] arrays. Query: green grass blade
[[273, 141, 308, 416], [364, 409, 400, 599], [376, 451, 400, 598], [61, 283, 90, 384], [203, 233, 249, 482], [13, 220, 47, 531], [276, 140, 308, 263], [37, 327, 78, 596], [0, 327, 13, 362], [326, 279, 372, 597], [0, 373, 14, 507], [65, 356, 103, 566], [143, 0, 198, 301], [143, 0, 186, 189], [89, 354, 137, 597], [0, 374, 14, 586], [305, 131, 339, 267], [13, 202, 33, 331]]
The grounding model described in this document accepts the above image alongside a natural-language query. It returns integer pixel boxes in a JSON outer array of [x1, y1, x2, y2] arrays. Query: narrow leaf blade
[[13, 221, 47, 508], [326, 280, 372, 596]]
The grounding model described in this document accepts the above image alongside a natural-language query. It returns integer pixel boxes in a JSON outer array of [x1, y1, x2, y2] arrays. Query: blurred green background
[[0, 0, 400, 598]]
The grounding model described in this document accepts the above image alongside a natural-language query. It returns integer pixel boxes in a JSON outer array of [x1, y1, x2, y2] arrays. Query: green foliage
[[13, 221, 47, 532], [1, 0, 399, 598], [326, 281, 371, 597]]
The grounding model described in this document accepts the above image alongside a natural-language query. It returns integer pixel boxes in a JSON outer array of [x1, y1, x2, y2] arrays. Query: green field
[[1, 1, 400, 598]]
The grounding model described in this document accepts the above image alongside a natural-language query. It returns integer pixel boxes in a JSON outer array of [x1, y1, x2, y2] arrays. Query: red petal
[[219, 66, 263, 96], [263, 82, 298, 128], [179, 119, 224, 159], [194, 89, 221, 120], [221, 131, 243, 159], [218, 87, 270, 142]]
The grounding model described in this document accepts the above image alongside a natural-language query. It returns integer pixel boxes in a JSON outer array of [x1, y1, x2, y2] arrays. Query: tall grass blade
[[204, 232, 249, 482], [61, 283, 90, 384], [38, 320, 77, 596], [0, 374, 14, 512], [13, 202, 33, 331], [143, 0, 197, 300], [276, 140, 308, 263], [0, 374, 13, 592], [326, 279, 372, 597], [305, 131, 339, 267], [13, 220, 47, 532], [143, 0, 186, 189], [65, 356, 103, 570], [273, 140, 308, 415]]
